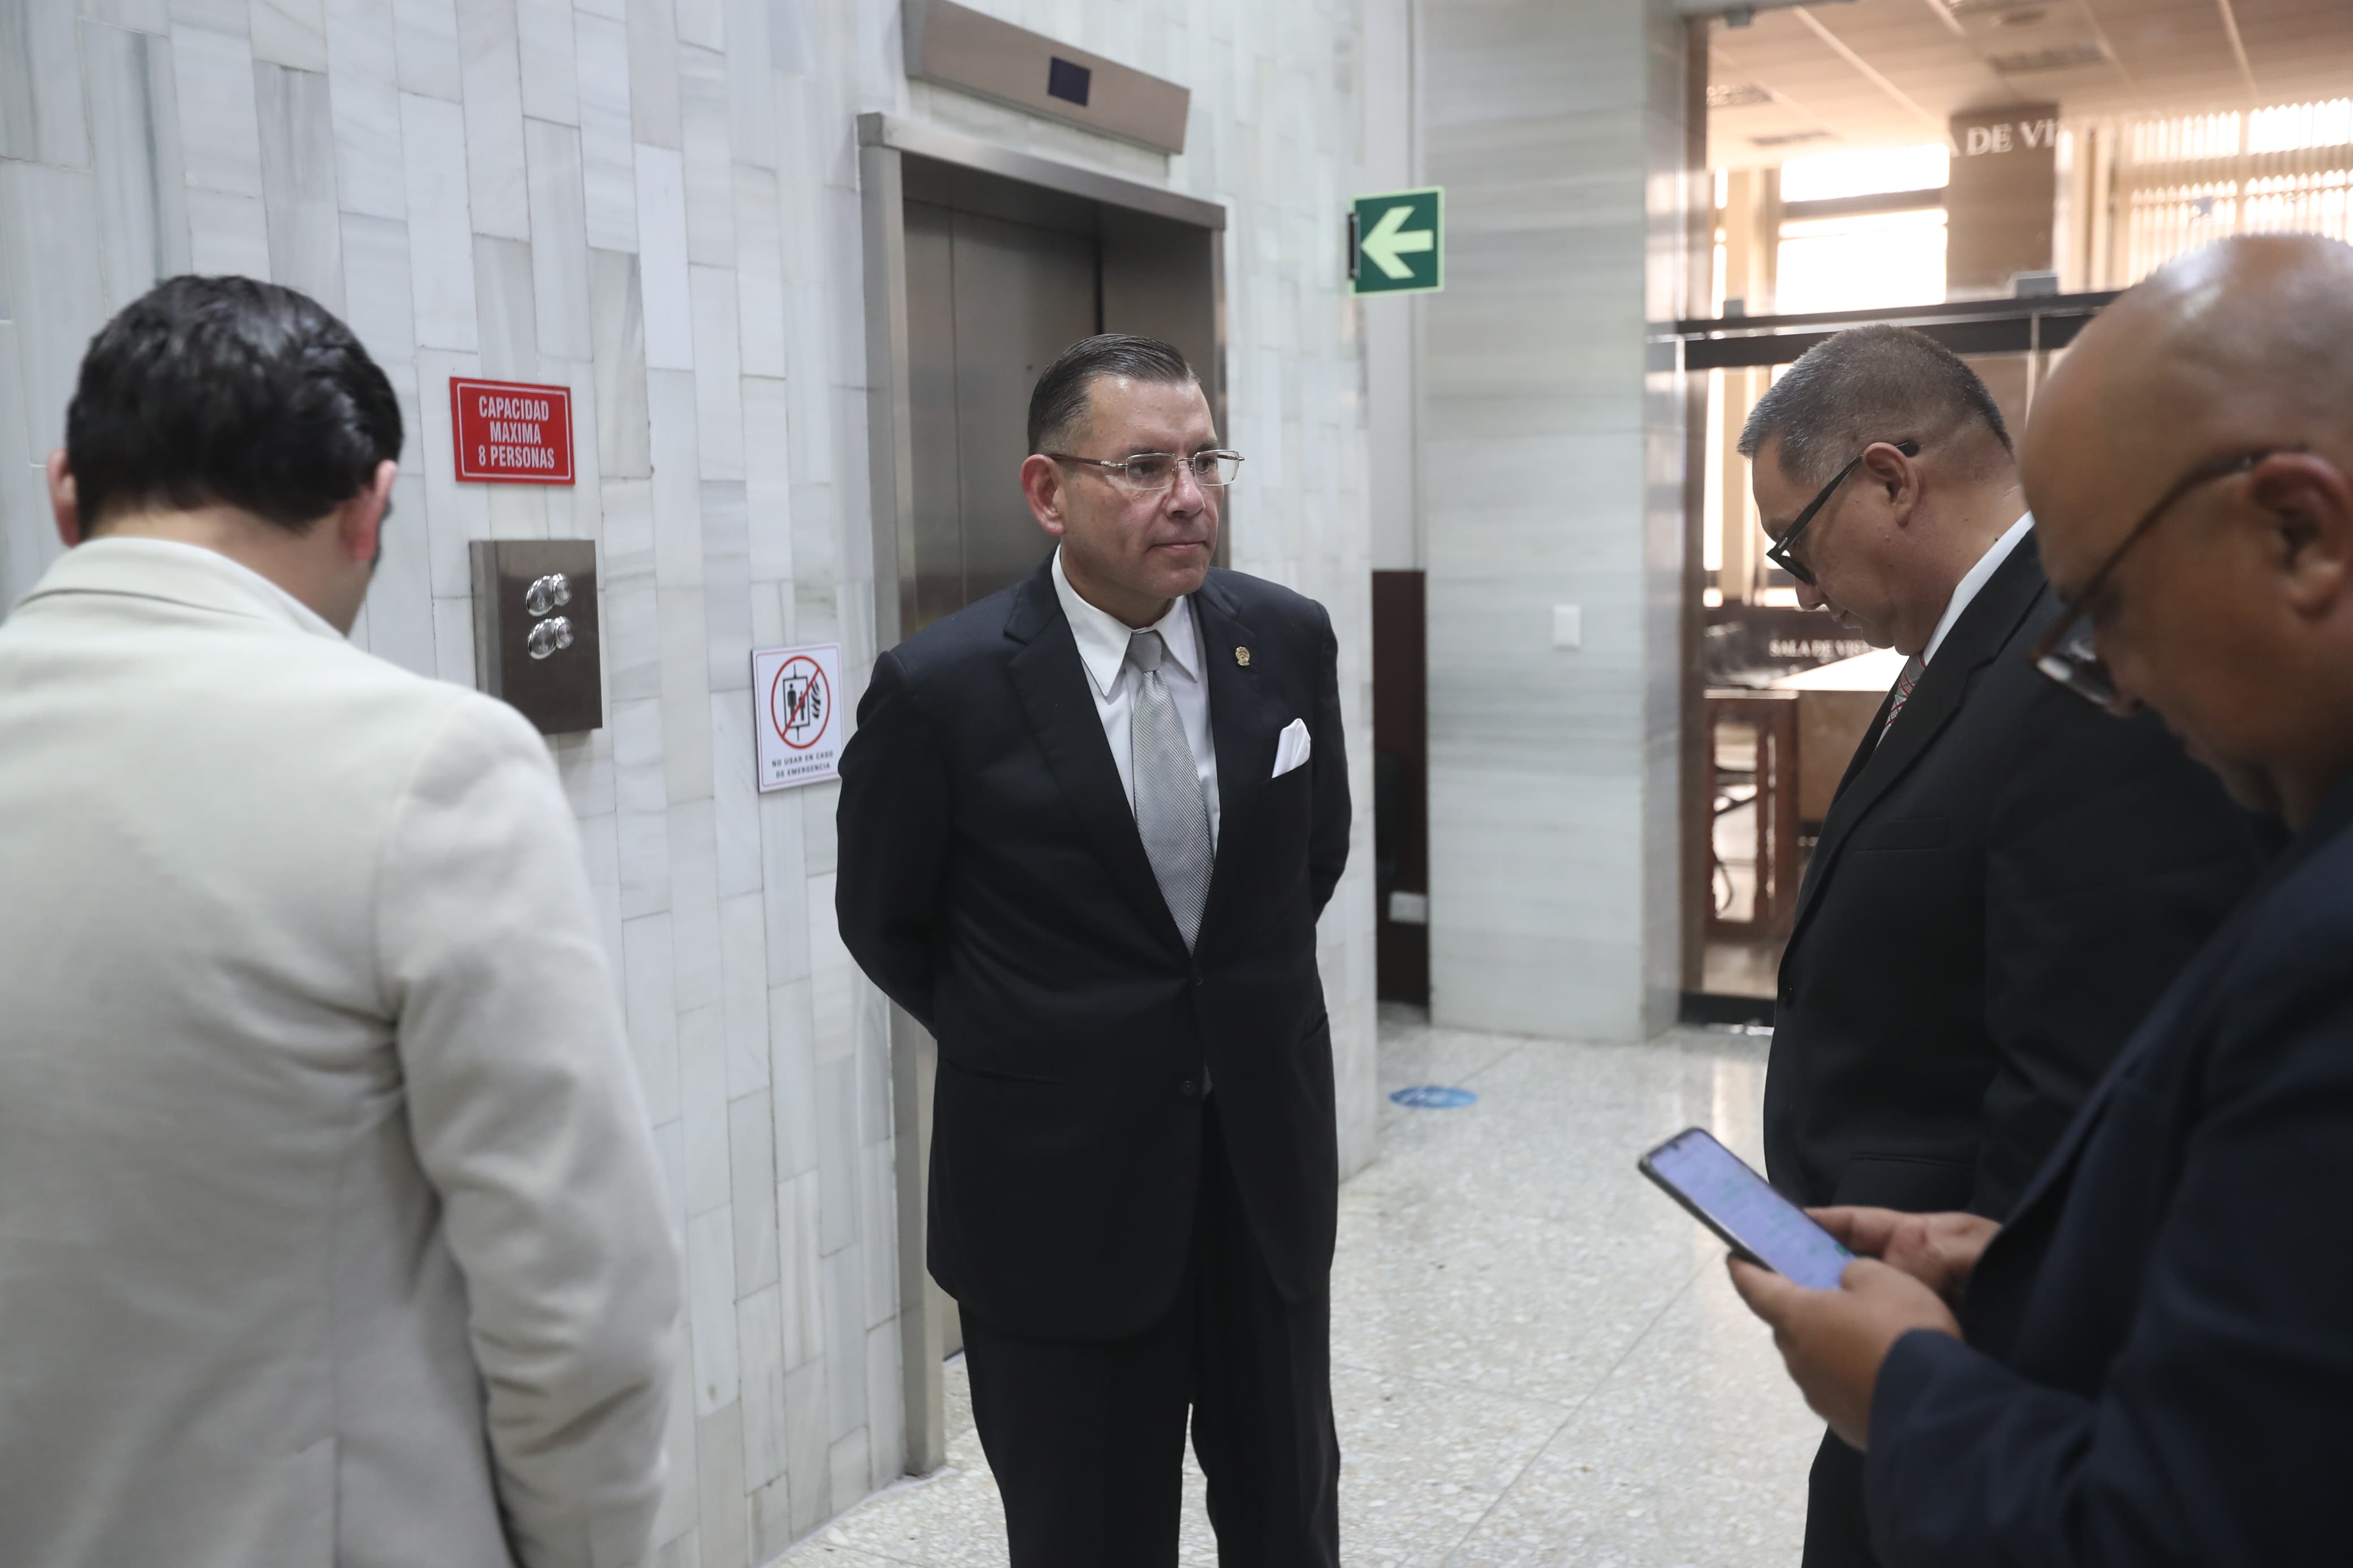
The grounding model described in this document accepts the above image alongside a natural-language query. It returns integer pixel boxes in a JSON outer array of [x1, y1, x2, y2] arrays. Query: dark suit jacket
[[1766, 533, 2270, 1222], [1865, 775, 2353, 1566], [834, 561, 1350, 1342]]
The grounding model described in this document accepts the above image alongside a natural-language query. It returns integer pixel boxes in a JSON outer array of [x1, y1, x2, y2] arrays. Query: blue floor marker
[[1390, 1085, 1478, 1109]]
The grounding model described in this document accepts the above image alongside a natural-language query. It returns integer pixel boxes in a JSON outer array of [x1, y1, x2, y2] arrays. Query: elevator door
[[903, 201, 1101, 634]]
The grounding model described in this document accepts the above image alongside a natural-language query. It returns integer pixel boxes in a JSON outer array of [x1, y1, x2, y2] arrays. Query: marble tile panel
[[687, 268, 743, 479], [400, 93, 479, 350], [680, 999, 730, 1221], [757, 787, 808, 979], [165, 0, 248, 29], [412, 344, 490, 594], [747, 1474, 795, 1568], [588, 248, 652, 476], [626, 0, 681, 150], [677, 43, 732, 267], [635, 145, 695, 370], [602, 482, 658, 700], [670, 793, 723, 1005], [484, 481, 548, 541], [799, 775, 837, 879], [857, 1142, 895, 1329], [171, 20, 265, 195], [660, 586, 716, 798], [248, 0, 325, 70], [391, 0, 459, 100], [572, 12, 635, 249], [811, 1051, 859, 1258], [804, 874, 851, 1058], [736, 1282, 788, 1491], [320, 0, 403, 220], [1, 0, 90, 166], [712, 687, 761, 889], [514, 0, 576, 123], [648, 1327, 701, 1555], [253, 62, 344, 311], [686, 1204, 742, 1414], [576, 0, 624, 19], [0, 162, 110, 452], [820, 1249, 868, 1444], [79, 19, 192, 312], [776, 1164, 821, 1363], [695, 1401, 749, 1568], [741, 375, 790, 582], [456, 0, 529, 242], [721, 0, 772, 170], [861, 1318, 902, 1489], [471, 234, 538, 379], [781, 1354, 829, 1536], [84, 0, 173, 32], [429, 591, 473, 683], [731, 167, 784, 378], [727, 1087, 779, 1291], [363, 470, 435, 675], [671, 0, 719, 51], [540, 356, 604, 541], [647, 367, 703, 584], [613, 694, 672, 918], [341, 219, 419, 378], [622, 909, 681, 1122]]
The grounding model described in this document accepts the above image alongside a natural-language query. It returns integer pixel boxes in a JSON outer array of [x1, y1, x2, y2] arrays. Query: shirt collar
[[21, 535, 345, 641], [1051, 547, 1200, 697], [1921, 511, 2034, 665]]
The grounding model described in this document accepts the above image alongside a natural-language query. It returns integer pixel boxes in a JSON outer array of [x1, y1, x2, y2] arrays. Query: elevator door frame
[[855, 111, 1227, 1475]]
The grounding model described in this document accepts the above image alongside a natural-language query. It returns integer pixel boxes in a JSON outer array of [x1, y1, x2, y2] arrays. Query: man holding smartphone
[[1734, 233, 2353, 1565], [1737, 326, 2270, 1566]]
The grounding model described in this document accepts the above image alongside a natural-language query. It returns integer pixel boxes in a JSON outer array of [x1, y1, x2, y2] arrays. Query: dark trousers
[[958, 1100, 1339, 1567], [1804, 1427, 1877, 1568]]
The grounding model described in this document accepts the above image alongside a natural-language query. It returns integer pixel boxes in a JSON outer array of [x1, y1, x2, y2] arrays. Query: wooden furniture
[[1705, 688, 1802, 939]]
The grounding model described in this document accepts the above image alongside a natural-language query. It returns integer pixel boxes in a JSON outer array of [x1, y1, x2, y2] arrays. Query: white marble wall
[[1421, 0, 1696, 1042], [0, 0, 1384, 1557]]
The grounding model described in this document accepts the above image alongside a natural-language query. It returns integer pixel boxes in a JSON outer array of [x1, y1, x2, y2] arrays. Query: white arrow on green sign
[[1350, 187, 1443, 296]]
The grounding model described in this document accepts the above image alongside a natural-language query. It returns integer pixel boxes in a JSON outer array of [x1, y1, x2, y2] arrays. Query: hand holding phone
[[1639, 1126, 1854, 1290]]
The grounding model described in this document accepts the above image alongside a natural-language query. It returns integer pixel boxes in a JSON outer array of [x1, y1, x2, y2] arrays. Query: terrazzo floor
[[777, 1007, 1820, 1566]]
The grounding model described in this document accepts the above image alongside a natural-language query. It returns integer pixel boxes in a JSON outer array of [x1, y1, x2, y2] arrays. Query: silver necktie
[[1126, 629, 1214, 948]]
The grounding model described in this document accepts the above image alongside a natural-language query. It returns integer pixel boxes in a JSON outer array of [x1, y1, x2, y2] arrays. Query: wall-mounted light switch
[[1552, 604, 1583, 650]]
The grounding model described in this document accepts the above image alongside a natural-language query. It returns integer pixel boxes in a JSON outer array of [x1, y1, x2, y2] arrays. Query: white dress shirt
[[1053, 546, 1222, 848], [1921, 511, 2035, 666]]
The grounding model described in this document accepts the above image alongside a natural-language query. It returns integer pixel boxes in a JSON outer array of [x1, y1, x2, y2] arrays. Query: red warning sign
[[450, 377, 575, 484], [751, 643, 843, 791]]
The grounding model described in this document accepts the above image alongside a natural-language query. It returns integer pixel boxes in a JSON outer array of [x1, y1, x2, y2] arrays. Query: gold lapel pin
[[1234, 646, 1251, 667]]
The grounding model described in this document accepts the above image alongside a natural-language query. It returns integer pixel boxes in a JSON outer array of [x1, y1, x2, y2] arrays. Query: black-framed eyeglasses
[[1764, 439, 1919, 587], [2032, 446, 2304, 714], [1046, 449, 1244, 494]]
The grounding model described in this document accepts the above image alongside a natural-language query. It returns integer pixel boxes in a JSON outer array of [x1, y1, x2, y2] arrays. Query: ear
[[1861, 440, 1921, 525], [1020, 453, 1067, 538], [46, 450, 80, 547], [338, 459, 398, 564], [2256, 452, 2353, 620]]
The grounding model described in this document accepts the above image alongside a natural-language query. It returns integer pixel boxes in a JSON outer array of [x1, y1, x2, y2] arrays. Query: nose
[[1165, 458, 1206, 515], [1795, 579, 1826, 611]]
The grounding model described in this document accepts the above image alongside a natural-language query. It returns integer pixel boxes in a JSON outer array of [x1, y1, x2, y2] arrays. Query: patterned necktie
[[1877, 654, 1926, 745], [1126, 629, 1214, 948]]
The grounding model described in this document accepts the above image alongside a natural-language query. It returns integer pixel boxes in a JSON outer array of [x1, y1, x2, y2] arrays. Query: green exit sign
[[1350, 187, 1443, 296]]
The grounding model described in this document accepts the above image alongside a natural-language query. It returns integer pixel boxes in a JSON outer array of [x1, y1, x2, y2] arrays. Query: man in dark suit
[[1730, 231, 2353, 1566], [1738, 326, 2270, 1566], [836, 334, 1350, 1565]]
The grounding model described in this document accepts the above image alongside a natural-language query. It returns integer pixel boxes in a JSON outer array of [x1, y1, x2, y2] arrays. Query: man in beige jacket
[[0, 275, 676, 1568]]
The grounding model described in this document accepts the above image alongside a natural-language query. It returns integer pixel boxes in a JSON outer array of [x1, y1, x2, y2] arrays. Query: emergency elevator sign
[[450, 378, 576, 484], [1349, 187, 1443, 296]]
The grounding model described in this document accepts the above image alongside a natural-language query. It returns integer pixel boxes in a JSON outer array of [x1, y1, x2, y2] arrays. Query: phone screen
[[1641, 1127, 1854, 1290]]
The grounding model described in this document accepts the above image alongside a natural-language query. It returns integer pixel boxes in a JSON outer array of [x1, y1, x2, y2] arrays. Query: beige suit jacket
[[0, 539, 678, 1568]]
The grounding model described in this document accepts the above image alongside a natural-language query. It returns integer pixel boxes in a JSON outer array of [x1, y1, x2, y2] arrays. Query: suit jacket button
[[1189, 967, 1204, 988], [1777, 982, 1795, 1005], [1178, 1078, 1201, 1100]]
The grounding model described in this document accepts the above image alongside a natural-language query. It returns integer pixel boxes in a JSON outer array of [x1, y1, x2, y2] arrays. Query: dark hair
[[66, 275, 402, 533], [1738, 323, 2011, 486], [1025, 333, 1197, 454]]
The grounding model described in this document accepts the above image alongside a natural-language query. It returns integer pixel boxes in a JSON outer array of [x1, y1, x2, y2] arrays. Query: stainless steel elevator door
[[903, 200, 1101, 633]]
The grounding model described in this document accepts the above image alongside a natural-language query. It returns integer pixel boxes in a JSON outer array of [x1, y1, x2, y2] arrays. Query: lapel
[[1001, 564, 1189, 956], [1783, 539, 2049, 952], [1191, 570, 1286, 947]]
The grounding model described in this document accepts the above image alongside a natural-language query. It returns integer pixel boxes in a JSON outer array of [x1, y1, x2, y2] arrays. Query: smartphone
[[1639, 1126, 1854, 1290]]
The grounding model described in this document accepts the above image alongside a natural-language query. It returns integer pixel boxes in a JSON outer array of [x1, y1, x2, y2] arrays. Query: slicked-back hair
[[1738, 324, 2012, 488], [67, 275, 402, 534], [1026, 333, 1198, 455]]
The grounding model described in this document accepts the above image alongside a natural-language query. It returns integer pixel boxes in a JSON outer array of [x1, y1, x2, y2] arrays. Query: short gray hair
[[1738, 324, 2012, 487]]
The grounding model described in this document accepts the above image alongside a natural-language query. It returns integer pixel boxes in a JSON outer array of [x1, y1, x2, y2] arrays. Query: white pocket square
[[1271, 718, 1312, 778]]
